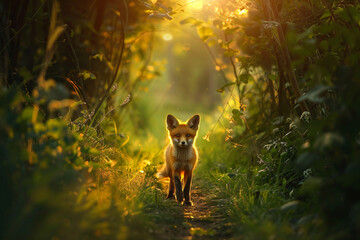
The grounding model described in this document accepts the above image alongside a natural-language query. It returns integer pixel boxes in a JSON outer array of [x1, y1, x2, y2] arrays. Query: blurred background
[[132, 4, 223, 142]]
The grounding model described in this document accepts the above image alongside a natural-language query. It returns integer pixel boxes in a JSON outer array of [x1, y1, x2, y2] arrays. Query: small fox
[[157, 114, 200, 206]]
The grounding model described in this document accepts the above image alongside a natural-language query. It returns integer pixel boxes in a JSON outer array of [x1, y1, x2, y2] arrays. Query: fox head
[[166, 114, 200, 148]]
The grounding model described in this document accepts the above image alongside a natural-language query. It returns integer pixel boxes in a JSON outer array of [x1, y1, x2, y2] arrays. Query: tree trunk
[[5, 0, 30, 86], [261, 0, 309, 114], [268, 0, 309, 113], [92, 0, 107, 45]]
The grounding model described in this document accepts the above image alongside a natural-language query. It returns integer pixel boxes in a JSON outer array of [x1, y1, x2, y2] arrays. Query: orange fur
[[157, 114, 200, 205]]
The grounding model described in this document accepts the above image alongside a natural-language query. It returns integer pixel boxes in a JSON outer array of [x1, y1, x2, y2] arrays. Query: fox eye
[[175, 134, 180, 137], [186, 134, 191, 137]]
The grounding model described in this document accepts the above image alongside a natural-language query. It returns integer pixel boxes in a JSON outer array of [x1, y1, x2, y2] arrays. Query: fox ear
[[187, 114, 200, 130], [167, 114, 179, 130]]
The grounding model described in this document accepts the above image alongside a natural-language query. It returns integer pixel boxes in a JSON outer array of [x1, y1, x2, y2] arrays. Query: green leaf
[[197, 26, 214, 41], [207, 39, 217, 47], [268, 74, 277, 81], [180, 17, 202, 26], [219, 40, 233, 48], [224, 49, 238, 57], [238, 73, 254, 84], [335, 7, 350, 22], [280, 200, 300, 211], [46, 118, 67, 139], [232, 109, 244, 124], [298, 85, 331, 103], [300, 177, 323, 195], [19, 107, 33, 123], [18, 68, 33, 83], [217, 81, 236, 93], [320, 10, 331, 20], [80, 71, 96, 80], [113, 10, 121, 17], [91, 53, 104, 61], [297, 25, 315, 42], [314, 133, 344, 152]]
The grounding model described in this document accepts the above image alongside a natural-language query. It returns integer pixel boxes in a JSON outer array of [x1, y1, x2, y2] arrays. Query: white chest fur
[[172, 147, 194, 171]]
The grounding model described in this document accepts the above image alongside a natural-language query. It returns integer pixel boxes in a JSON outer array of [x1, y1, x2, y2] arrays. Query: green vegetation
[[1, 0, 360, 239]]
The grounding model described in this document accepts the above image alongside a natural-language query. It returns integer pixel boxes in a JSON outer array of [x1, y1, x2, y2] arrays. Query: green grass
[[193, 131, 328, 240], [0, 86, 348, 240]]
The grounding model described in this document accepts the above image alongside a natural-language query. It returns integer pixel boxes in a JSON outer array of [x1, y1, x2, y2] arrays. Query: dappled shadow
[[157, 177, 231, 240]]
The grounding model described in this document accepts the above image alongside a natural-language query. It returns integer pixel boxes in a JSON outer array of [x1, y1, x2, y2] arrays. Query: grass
[[0, 89, 339, 240], [193, 130, 327, 240], [0, 87, 326, 240]]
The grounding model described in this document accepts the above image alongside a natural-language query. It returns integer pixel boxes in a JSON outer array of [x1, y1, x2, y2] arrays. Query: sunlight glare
[[186, 0, 203, 10], [237, 8, 248, 17], [162, 33, 173, 41]]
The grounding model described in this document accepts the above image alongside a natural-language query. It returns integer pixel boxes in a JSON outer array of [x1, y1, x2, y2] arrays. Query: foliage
[[0, 0, 170, 239], [173, 0, 360, 239], [1, 0, 360, 239], [0, 85, 151, 239]]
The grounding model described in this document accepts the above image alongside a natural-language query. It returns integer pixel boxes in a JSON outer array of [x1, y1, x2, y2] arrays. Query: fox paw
[[176, 194, 183, 203], [183, 201, 193, 206]]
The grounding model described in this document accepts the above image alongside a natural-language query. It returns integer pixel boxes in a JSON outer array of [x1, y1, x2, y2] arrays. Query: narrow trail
[[158, 178, 231, 240], [182, 183, 231, 239]]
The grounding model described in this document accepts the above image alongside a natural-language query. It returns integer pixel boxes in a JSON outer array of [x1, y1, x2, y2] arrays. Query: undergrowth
[[0, 86, 181, 240]]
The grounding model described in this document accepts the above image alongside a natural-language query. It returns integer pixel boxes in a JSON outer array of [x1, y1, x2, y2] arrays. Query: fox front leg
[[174, 172, 183, 203], [167, 174, 175, 199], [183, 171, 193, 206]]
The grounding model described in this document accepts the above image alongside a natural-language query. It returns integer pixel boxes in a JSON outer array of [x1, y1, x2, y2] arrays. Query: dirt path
[[181, 183, 231, 240], [157, 178, 231, 240]]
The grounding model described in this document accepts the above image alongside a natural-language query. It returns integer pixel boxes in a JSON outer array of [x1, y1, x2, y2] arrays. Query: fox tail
[[157, 164, 168, 178]]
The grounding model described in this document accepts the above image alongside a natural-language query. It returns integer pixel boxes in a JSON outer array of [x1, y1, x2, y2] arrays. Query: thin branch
[[205, 85, 236, 140], [203, 43, 229, 84], [84, 6, 127, 127], [64, 26, 81, 73]]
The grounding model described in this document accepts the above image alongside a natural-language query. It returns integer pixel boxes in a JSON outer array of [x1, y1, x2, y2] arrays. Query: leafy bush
[[0, 86, 86, 239]]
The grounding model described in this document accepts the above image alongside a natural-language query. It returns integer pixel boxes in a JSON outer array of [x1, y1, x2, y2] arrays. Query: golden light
[[229, 7, 249, 19], [186, 0, 203, 10], [236, 8, 248, 17], [162, 33, 173, 41]]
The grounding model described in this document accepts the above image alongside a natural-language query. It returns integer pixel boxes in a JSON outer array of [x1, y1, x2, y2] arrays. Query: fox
[[157, 114, 200, 206]]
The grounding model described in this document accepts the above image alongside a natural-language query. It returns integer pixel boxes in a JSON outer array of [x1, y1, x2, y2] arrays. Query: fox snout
[[173, 138, 192, 147]]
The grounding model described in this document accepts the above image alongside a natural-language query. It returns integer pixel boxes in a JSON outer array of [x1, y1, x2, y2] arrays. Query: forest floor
[[153, 176, 233, 240]]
